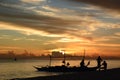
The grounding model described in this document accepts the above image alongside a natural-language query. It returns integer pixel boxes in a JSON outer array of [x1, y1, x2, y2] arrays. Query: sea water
[[0, 59, 120, 80]]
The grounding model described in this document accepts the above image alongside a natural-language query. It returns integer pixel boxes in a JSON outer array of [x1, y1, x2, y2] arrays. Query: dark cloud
[[0, 1, 87, 35], [0, 1, 68, 34], [0, 0, 21, 4], [0, 0, 119, 42], [73, 0, 120, 12], [0, 11, 81, 33], [0, 12, 94, 41]]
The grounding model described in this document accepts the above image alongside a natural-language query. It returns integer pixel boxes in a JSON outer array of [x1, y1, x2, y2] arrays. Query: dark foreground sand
[[11, 68, 120, 80]]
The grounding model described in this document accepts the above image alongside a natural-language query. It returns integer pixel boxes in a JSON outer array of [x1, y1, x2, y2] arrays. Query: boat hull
[[34, 66, 98, 72]]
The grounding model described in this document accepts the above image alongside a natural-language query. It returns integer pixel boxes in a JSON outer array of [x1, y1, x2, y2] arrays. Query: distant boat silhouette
[[14, 57, 17, 61]]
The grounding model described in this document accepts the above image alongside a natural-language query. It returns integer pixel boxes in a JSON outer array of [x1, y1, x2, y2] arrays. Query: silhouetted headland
[[11, 68, 120, 80]]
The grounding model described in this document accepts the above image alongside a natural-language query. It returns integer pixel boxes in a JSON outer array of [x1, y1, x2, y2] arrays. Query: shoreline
[[11, 68, 120, 80]]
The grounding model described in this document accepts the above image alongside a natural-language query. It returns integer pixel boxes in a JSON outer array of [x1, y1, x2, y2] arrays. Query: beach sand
[[11, 68, 120, 80]]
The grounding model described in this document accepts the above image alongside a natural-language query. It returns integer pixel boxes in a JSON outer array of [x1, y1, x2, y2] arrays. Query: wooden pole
[[83, 49, 85, 59], [64, 51, 66, 66], [49, 55, 51, 67]]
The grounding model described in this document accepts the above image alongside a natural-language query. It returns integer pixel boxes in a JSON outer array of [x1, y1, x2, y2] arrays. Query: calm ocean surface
[[0, 59, 120, 80]]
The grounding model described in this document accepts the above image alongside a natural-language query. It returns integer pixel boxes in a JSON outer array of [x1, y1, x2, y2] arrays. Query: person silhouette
[[80, 59, 85, 68], [67, 62, 70, 67], [96, 56, 102, 71], [102, 61, 107, 71], [96, 56, 102, 67]]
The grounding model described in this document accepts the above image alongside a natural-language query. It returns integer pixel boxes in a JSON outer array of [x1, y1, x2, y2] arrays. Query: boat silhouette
[[34, 50, 99, 72], [34, 65, 98, 72]]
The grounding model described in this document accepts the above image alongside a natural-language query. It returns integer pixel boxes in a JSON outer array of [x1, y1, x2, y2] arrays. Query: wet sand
[[11, 68, 120, 80]]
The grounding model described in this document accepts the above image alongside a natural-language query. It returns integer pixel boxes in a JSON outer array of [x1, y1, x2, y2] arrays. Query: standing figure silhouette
[[96, 56, 102, 70], [80, 59, 85, 68]]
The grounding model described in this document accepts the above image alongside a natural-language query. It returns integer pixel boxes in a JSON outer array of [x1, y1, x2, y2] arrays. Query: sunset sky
[[0, 0, 120, 57]]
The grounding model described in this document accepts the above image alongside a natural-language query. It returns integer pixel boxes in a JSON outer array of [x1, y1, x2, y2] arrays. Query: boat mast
[[61, 50, 66, 66], [49, 55, 52, 67], [83, 49, 85, 59], [64, 51, 66, 66]]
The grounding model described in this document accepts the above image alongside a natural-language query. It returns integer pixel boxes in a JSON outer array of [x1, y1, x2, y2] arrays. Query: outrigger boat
[[34, 50, 99, 72], [34, 66, 98, 72]]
